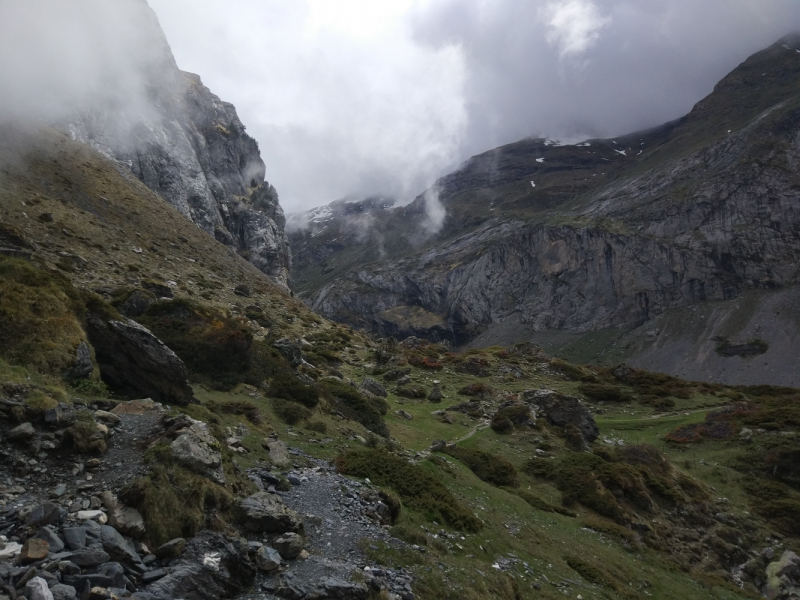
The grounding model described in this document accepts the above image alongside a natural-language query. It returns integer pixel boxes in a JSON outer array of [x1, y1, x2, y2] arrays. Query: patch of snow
[[544, 138, 567, 147], [530, 181, 536, 188], [535, 158, 545, 163], [576, 142, 591, 147], [203, 552, 221, 570], [613, 149, 626, 156]]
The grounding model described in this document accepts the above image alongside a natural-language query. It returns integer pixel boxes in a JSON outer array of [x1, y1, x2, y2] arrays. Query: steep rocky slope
[[292, 35, 800, 385], [62, 0, 291, 289]]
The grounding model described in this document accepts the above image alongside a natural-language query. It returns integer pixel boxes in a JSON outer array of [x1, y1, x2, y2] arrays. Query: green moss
[[120, 448, 234, 546], [335, 448, 482, 532], [0, 257, 87, 375]]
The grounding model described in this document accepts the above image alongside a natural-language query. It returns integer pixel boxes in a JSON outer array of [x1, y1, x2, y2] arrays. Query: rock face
[[86, 313, 194, 405], [294, 36, 800, 386], [63, 1, 291, 289]]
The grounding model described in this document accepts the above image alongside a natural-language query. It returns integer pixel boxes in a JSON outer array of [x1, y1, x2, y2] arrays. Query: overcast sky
[[15, 0, 800, 213]]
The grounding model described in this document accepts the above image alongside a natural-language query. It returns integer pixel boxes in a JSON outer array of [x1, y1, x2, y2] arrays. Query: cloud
[[541, 0, 611, 58], [0, 0, 174, 125], [422, 187, 446, 236]]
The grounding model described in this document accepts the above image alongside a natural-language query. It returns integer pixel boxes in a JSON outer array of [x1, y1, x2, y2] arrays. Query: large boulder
[[143, 531, 256, 600], [272, 338, 304, 367], [239, 492, 303, 534], [360, 377, 387, 398], [86, 312, 194, 405], [169, 417, 225, 485], [99, 525, 146, 575], [523, 389, 599, 443], [764, 550, 800, 600]]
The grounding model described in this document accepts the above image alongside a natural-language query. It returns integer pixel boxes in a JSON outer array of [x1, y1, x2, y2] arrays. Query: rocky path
[[247, 456, 416, 600]]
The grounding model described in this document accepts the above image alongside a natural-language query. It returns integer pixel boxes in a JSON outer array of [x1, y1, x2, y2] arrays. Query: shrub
[[207, 400, 262, 424], [120, 451, 234, 546], [491, 404, 532, 434], [564, 555, 638, 599], [506, 488, 576, 517], [273, 398, 311, 425], [64, 411, 107, 454], [321, 380, 388, 437], [305, 419, 328, 434], [579, 383, 633, 403], [335, 448, 482, 531], [444, 446, 519, 488], [269, 373, 320, 408]]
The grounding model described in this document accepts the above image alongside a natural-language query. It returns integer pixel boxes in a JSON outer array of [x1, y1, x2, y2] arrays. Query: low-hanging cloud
[[0, 0, 175, 127]]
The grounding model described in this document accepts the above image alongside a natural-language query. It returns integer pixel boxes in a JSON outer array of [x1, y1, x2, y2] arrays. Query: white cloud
[[541, 0, 611, 58]]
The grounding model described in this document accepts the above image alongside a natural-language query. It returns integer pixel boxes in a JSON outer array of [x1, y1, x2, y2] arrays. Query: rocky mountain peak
[[61, 1, 291, 289]]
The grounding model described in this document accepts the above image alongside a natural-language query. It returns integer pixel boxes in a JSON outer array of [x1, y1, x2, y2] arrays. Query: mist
[[0, 0, 175, 128], [3, 0, 800, 215]]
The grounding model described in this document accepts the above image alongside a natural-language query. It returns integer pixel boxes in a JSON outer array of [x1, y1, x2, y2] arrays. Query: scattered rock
[[50, 584, 77, 600], [24, 577, 54, 600], [272, 533, 304, 559], [265, 439, 291, 469], [239, 492, 304, 534], [70, 545, 110, 567], [273, 338, 304, 367], [76, 510, 107, 524], [35, 527, 65, 553], [63, 527, 87, 550], [360, 378, 387, 397], [155, 538, 186, 560], [8, 422, 36, 442], [118, 288, 156, 318], [523, 389, 599, 443], [19, 538, 49, 564], [428, 385, 443, 403], [26, 502, 61, 527], [396, 410, 413, 421], [256, 546, 282, 571], [93, 410, 121, 426]]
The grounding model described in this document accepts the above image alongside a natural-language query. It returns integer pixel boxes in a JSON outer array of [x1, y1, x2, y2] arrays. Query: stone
[[140, 569, 167, 584], [8, 422, 36, 442], [96, 562, 125, 588], [523, 389, 599, 444], [99, 525, 145, 574], [255, 546, 282, 571], [154, 538, 186, 560], [143, 531, 256, 599], [35, 527, 65, 553], [58, 561, 81, 575], [265, 440, 291, 469], [85, 315, 194, 405], [234, 284, 251, 298], [272, 533, 304, 559], [24, 577, 54, 600], [76, 510, 107, 524], [70, 545, 110, 567], [0, 541, 22, 559], [108, 506, 145, 538], [52, 484, 67, 498], [118, 289, 156, 318], [64, 342, 94, 381], [397, 410, 413, 421], [19, 538, 49, 563], [297, 549, 309, 560], [427, 385, 443, 403], [93, 410, 121, 426], [26, 502, 61, 527], [169, 417, 225, 485], [63, 527, 87, 550], [50, 584, 77, 600], [272, 338, 304, 367], [360, 377, 387, 397], [239, 492, 303, 534], [141, 280, 173, 299]]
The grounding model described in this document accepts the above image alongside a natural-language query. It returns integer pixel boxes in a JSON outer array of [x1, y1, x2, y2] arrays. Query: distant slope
[[289, 35, 800, 385]]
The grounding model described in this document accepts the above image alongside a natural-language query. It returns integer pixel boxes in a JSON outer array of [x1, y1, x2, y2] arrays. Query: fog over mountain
[[3, 1, 800, 212]]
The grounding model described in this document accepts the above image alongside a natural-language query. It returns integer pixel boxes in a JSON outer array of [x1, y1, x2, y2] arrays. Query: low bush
[[490, 403, 532, 434], [305, 419, 328, 434], [444, 446, 519, 488], [321, 380, 388, 437], [564, 555, 638, 599], [579, 383, 633, 403], [269, 373, 320, 408], [273, 398, 311, 425], [336, 448, 482, 531], [506, 487, 576, 517], [64, 411, 107, 454], [207, 400, 262, 424]]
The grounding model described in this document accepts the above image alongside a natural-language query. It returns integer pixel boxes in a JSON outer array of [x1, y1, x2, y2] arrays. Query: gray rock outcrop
[[169, 417, 225, 485], [62, 1, 291, 289], [524, 389, 598, 444]]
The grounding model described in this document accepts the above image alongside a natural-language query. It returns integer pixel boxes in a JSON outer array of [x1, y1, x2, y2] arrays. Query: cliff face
[[63, 1, 291, 289], [294, 36, 800, 382]]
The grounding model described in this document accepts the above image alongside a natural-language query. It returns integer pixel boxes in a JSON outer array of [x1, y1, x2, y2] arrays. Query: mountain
[[290, 34, 800, 386], [60, 0, 291, 289], [1, 11, 799, 600]]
